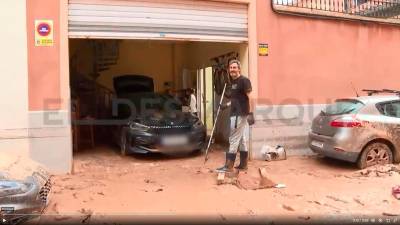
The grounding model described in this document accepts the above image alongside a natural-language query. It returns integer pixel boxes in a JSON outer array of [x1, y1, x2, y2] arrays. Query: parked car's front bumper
[[0, 169, 51, 224], [308, 131, 359, 162], [126, 127, 206, 154]]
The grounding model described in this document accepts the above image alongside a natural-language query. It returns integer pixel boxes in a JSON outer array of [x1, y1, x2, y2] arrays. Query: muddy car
[[0, 154, 51, 225], [309, 90, 400, 169]]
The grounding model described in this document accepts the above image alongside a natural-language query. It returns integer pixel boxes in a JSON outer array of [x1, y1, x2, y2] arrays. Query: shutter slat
[[68, 0, 248, 42]]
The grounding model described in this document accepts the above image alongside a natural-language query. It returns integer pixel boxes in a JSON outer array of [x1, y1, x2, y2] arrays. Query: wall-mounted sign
[[258, 43, 268, 56], [35, 20, 53, 46]]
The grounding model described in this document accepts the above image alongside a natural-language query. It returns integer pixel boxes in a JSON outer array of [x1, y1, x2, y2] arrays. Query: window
[[322, 99, 364, 116], [377, 101, 400, 118]]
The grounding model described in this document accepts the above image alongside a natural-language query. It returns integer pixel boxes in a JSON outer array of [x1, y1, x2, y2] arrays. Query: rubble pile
[[357, 164, 400, 178]]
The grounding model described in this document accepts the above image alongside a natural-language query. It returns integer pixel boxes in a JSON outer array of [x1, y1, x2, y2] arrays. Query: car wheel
[[357, 142, 393, 169], [120, 132, 128, 156]]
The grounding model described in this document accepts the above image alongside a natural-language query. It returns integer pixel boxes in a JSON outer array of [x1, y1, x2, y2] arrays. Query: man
[[188, 88, 198, 117], [216, 59, 252, 172]]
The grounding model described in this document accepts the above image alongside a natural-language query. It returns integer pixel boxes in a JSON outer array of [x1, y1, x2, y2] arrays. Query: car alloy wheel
[[366, 147, 390, 166], [358, 142, 393, 169]]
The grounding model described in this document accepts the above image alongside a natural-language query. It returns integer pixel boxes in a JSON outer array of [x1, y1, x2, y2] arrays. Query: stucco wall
[[96, 40, 176, 92], [27, 0, 61, 110], [252, 0, 400, 158], [0, 0, 29, 154], [26, 0, 72, 173], [257, 0, 400, 105]]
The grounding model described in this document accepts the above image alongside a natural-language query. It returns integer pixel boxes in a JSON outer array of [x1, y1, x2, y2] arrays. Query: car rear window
[[321, 99, 364, 116]]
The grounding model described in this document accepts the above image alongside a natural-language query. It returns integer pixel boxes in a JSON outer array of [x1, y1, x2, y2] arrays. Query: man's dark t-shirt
[[230, 75, 252, 116]]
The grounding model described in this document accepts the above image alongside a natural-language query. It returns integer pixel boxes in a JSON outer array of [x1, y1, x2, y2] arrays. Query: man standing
[[188, 88, 198, 117], [216, 59, 252, 172]]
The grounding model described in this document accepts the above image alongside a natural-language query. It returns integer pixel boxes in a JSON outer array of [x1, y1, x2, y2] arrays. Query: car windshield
[[321, 99, 364, 116]]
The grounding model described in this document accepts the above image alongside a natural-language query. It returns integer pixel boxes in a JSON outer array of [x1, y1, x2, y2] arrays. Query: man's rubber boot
[[235, 151, 248, 170], [216, 153, 236, 172]]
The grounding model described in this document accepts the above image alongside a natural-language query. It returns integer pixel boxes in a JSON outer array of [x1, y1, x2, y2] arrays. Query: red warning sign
[[37, 22, 51, 37], [35, 20, 53, 46]]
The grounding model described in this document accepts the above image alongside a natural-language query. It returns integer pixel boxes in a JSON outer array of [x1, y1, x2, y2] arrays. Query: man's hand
[[247, 112, 255, 125], [219, 101, 231, 110]]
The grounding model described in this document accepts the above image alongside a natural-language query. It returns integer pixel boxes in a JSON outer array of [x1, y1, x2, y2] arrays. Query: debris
[[155, 188, 163, 192], [298, 216, 311, 220], [326, 195, 349, 204], [259, 168, 277, 188], [73, 193, 78, 199], [274, 184, 286, 189], [312, 201, 322, 205], [217, 172, 225, 185], [97, 192, 104, 196], [383, 212, 400, 217], [144, 179, 155, 184], [260, 145, 287, 161], [392, 186, 400, 200], [358, 165, 400, 177], [219, 214, 227, 221], [81, 213, 92, 224], [282, 204, 295, 211], [54, 216, 72, 221], [216, 171, 239, 186], [353, 198, 365, 206]]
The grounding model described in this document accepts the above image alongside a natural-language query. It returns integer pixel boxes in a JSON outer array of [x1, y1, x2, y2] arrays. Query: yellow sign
[[35, 20, 54, 47], [258, 43, 268, 56]]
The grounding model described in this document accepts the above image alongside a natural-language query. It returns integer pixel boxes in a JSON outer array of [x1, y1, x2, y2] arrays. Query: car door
[[376, 100, 400, 160]]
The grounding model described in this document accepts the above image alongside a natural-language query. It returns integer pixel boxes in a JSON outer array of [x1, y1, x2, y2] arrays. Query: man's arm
[[244, 78, 253, 112], [246, 91, 253, 112]]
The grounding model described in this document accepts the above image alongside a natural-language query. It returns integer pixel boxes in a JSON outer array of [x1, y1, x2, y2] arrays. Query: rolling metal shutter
[[68, 0, 248, 42]]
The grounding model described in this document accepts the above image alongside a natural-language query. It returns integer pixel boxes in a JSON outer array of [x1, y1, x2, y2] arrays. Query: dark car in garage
[[111, 75, 206, 155]]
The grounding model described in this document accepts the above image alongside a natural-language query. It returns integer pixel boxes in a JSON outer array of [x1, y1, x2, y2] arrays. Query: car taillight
[[330, 116, 362, 128]]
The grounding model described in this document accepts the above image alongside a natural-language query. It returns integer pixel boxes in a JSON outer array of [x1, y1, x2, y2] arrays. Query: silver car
[[309, 91, 400, 169]]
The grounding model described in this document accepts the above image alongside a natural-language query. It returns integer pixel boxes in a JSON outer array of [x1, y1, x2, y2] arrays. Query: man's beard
[[230, 73, 239, 78]]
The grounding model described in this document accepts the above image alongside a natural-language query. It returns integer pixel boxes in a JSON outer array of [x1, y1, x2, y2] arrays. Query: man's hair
[[228, 59, 241, 69]]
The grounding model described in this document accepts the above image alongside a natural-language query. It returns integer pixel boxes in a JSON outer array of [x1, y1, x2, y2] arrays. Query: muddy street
[[37, 145, 400, 224]]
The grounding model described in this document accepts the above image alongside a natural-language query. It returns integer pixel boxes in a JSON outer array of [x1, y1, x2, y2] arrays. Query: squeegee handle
[[204, 83, 227, 163]]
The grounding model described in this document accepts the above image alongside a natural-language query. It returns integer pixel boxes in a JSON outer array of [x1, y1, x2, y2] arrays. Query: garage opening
[[67, 0, 249, 156], [69, 39, 249, 155]]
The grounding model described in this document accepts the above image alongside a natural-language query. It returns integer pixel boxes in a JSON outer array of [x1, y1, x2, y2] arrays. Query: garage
[[67, 0, 250, 155]]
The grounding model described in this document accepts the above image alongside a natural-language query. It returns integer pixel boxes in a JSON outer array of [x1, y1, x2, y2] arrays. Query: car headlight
[[129, 122, 149, 130]]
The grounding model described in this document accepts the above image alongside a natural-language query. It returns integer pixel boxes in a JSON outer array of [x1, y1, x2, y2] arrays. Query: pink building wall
[[25, 0, 400, 107], [257, 0, 400, 105], [27, 0, 61, 111]]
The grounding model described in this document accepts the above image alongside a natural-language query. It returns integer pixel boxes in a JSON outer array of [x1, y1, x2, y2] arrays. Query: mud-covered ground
[[29, 145, 400, 224]]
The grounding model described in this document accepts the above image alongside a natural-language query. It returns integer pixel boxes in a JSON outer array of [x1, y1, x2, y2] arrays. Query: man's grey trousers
[[228, 115, 249, 154]]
